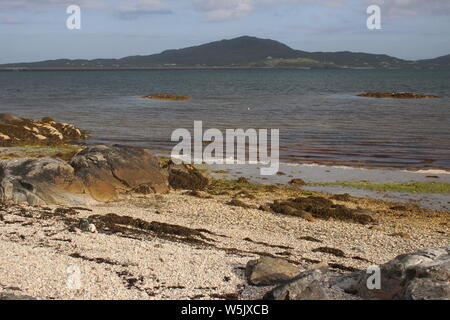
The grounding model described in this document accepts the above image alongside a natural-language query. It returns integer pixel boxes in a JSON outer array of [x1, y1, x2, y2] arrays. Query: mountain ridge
[[1, 36, 449, 70]]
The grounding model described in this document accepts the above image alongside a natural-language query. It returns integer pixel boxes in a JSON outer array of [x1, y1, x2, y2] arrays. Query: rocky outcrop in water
[[0, 145, 170, 205], [0, 114, 87, 147], [142, 94, 191, 101], [261, 247, 450, 300], [357, 92, 440, 99]]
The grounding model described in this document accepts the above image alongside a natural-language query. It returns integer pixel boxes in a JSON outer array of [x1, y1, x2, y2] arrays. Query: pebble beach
[[1, 187, 448, 300]]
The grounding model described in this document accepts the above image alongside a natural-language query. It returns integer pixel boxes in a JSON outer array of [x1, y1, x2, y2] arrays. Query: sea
[[0, 68, 449, 170]]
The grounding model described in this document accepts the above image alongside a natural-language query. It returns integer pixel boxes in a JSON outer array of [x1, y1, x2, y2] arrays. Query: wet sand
[[199, 162, 450, 211]]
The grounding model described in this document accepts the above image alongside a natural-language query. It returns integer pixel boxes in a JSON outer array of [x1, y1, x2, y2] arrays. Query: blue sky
[[0, 0, 449, 63]]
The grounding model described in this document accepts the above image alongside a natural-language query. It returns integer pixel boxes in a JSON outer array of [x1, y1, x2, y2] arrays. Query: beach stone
[[228, 199, 257, 209], [264, 263, 361, 300], [262, 247, 449, 300], [263, 268, 330, 299], [167, 162, 209, 191], [246, 257, 301, 286], [0, 292, 37, 300], [288, 178, 306, 186], [0, 113, 87, 147], [70, 145, 169, 201], [0, 157, 88, 205], [338, 247, 450, 300], [259, 204, 274, 213], [0, 145, 170, 205]]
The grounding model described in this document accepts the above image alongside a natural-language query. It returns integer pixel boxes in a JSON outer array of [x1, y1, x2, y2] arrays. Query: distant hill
[[417, 54, 450, 67], [1, 36, 448, 70]]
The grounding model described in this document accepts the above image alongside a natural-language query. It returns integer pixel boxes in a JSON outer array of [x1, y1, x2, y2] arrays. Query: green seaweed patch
[[206, 177, 313, 198], [0, 144, 82, 161], [213, 169, 229, 174], [158, 156, 172, 167], [313, 181, 450, 194]]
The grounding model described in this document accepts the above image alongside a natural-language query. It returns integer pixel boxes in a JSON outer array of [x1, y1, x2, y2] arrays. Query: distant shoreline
[[1, 66, 448, 72]]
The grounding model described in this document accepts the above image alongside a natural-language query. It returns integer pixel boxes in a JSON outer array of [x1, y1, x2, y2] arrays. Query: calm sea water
[[0, 69, 449, 169]]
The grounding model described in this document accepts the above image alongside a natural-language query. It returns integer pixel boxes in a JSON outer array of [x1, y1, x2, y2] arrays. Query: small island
[[357, 92, 440, 99], [142, 94, 191, 101]]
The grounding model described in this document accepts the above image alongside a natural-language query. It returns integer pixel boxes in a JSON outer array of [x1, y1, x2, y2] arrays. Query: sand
[[0, 189, 448, 300]]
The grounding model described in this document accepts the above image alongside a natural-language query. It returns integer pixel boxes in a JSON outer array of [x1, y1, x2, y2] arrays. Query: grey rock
[[339, 246, 450, 300], [0, 157, 88, 205], [0, 145, 169, 205], [246, 257, 301, 286], [264, 268, 331, 300], [70, 145, 169, 201], [0, 292, 37, 300], [166, 162, 209, 191], [263, 247, 449, 300]]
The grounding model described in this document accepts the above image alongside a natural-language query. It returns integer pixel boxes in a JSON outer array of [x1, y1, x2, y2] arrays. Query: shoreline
[[0, 119, 448, 300], [152, 149, 450, 173], [1, 144, 449, 211], [197, 161, 450, 211]]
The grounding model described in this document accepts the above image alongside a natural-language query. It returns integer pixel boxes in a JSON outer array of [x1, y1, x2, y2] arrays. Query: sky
[[0, 0, 449, 63]]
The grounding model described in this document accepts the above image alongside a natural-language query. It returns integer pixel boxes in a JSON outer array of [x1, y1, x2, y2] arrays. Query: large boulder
[[263, 264, 357, 300], [262, 247, 450, 300], [0, 145, 170, 205], [69, 145, 169, 202], [0, 157, 88, 205], [0, 114, 87, 147], [344, 247, 450, 300]]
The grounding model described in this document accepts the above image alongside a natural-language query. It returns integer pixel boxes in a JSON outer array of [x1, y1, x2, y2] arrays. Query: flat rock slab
[[246, 257, 301, 286]]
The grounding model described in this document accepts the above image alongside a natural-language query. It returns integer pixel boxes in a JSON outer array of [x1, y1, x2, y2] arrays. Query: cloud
[[115, 0, 172, 19], [190, 0, 253, 21], [365, 0, 450, 18], [0, 0, 106, 11], [0, 15, 23, 24], [0, 0, 172, 19], [190, 0, 345, 22]]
